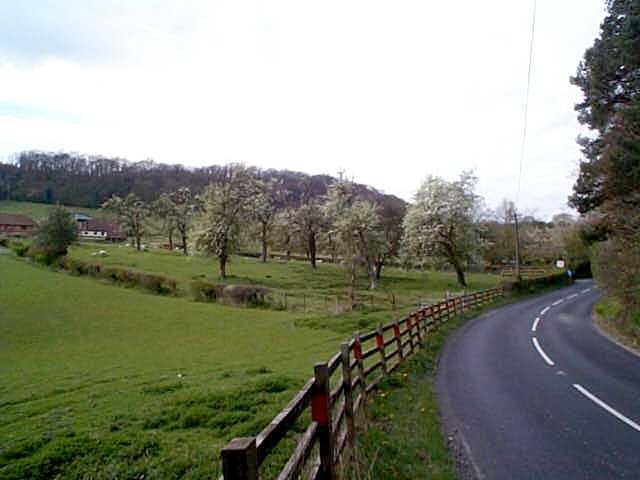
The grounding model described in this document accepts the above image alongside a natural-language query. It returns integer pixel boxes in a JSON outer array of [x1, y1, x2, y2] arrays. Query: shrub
[[190, 281, 224, 302], [0, 236, 8, 247], [137, 273, 177, 295], [220, 285, 270, 306], [503, 272, 572, 294], [10, 241, 29, 257]]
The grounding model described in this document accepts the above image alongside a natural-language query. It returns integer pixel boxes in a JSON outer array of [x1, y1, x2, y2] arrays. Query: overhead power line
[[517, 0, 537, 204]]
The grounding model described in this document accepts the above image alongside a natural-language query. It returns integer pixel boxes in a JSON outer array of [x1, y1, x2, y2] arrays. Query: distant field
[[0, 200, 101, 221], [69, 242, 501, 321], [0, 255, 342, 479]]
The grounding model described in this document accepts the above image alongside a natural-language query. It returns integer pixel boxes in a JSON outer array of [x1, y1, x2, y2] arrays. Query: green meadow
[[0, 255, 342, 479], [0, 200, 100, 222], [68, 242, 500, 321], [0, 201, 500, 478]]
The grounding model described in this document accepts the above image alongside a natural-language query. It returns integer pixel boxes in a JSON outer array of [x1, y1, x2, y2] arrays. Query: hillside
[[0, 151, 406, 212]]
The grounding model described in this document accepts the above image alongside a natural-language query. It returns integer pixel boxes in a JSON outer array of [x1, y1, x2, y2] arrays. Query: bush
[[10, 241, 30, 257], [190, 281, 224, 302], [190, 282, 270, 306], [56, 260, 178, 296], [503, 272, 573, 294], [0, 237, 8, 247], [137, 273, 177, 295], [592, 236, 640, 325], [220, 285, 270, 306]]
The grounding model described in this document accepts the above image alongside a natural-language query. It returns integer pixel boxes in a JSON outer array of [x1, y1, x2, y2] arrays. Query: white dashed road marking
[[552, 299, 564, 306], [573, 384, 640, 433], [531, 317, 541, 332], [540, 307, 550, 316], [532, 337, 555, 366]]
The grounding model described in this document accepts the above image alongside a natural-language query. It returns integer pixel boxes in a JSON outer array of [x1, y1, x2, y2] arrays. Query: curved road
[[437, 280, 640, 479]]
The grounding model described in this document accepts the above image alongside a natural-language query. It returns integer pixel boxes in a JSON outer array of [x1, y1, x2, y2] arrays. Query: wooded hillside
[[0, 150, 405, 212]]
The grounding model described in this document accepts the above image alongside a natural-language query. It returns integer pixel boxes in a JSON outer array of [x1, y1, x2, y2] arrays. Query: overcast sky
[[0, 1, 605, 219]]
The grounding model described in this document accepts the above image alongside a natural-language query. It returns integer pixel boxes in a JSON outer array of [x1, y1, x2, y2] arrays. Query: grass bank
[[68, 242, 500, 317], [0, 254, 342, 479], [595, 296, 640, 352]]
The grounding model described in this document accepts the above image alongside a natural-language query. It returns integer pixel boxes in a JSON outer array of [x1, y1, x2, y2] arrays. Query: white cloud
[[0, 0, 605, 219]]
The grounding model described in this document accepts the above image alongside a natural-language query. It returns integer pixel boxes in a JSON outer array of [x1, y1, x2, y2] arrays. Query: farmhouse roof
[[0, 213, 36, 226], [79, 218, 126, 239]]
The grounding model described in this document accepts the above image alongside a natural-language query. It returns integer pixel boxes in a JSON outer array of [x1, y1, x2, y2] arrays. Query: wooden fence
[[220, 286, 504, 480]]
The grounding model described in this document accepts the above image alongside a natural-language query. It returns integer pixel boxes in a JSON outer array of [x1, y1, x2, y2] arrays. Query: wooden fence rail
[[220, 286, 504, 479]]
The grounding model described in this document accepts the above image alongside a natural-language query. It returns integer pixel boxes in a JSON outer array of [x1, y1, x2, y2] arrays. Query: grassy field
[[1, 200, 501, 478], [0, 200, 101, 222], [0, 255, 343, 479], [68, 242, 500, 321]]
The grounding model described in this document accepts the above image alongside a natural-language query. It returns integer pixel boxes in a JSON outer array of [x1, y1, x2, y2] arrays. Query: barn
[[77, 218, 126, 242], [0, 213, 37, 237]]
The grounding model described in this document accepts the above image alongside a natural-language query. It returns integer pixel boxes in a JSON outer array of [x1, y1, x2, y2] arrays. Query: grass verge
[[594, 296, 640, 354], [345, 287, 564, 480]]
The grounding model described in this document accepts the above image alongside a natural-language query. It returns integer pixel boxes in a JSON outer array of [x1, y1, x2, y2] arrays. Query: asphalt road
[[436, 280, 640, 479]]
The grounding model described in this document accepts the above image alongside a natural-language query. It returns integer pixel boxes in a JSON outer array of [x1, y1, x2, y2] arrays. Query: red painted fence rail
[[221, 286, 504, 479]]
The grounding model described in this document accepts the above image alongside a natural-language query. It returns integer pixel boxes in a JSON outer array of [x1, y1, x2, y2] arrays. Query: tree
[[194, 165, 258, 279], [102, 193, 149, 251], [153, 188, 199, 255], [33, 205, 77, 258], [273, 208, 298, 260], [569, 0, 640, 323], [402, 171, 483, 287], [569, 0, 640, 215], [293, 187, 324, 269], [153, 193, 178, 250], [324, 179, 384, 301], [374, 197, 406, 280], [251, 180, 283, 262]]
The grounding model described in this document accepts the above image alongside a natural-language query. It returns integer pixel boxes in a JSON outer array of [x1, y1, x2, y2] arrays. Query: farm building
[[0, 213, 37, 237], [77, 218, 126, 242]]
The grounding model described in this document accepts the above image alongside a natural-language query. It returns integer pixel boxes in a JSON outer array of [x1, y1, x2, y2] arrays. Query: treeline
[[0, 150, 391, 209], [569, 1, 640, 332]]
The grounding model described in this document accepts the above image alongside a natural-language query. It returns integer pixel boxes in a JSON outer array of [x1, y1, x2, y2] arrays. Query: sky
[[0, 1, 606, 219]]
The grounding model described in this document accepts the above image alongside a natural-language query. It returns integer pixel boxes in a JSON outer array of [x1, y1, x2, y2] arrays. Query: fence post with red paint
[[393, 319, 404, 360], [313, 362, 334, 480], [376, 323, 388, 375]]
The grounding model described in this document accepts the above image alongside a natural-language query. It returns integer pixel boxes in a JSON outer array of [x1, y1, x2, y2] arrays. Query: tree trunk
[[261, 222, 268, 263], [451, 257, 467, 287], [181, 233, 188, 256], [168, 230, 174, 250], [219, 253, 227, 279], [442, 241, 467, 287], [349, 261, 357, 309], [374, 259, 383, 281], [135, 234, 141, 251], [368, 265, 378, 290], [309, 231, 317, 269]]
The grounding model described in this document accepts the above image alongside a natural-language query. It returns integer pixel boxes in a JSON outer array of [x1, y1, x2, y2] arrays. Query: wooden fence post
[[353, 332, 366, 406], [393, 319, 404, 360], [313, 362, 334, 480], [340, 343, 356, 456], [221, 437, 258, 480], [376, 323, 388, 375], [414, 314, 423, 346], [405, 317, 415, 355]]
